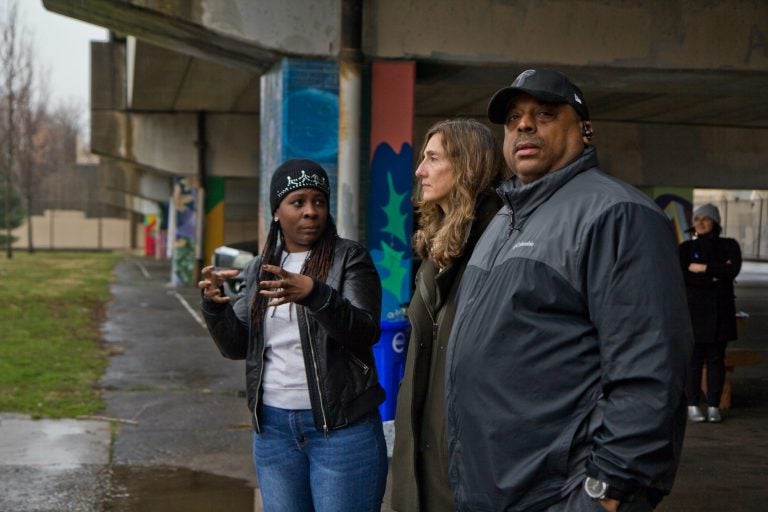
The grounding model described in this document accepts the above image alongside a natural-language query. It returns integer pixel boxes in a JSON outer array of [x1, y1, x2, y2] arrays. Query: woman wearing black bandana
[[199, 159, 387, 511], [679, 203, 742, 423]]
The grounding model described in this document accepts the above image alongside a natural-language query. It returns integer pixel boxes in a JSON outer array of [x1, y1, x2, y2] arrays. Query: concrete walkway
[[658, 272, 768, 511], [1, 257, 257, 511], [1, 256, 767, 510]]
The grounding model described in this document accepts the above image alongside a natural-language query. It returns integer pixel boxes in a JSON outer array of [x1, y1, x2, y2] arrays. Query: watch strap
[[585, 476, 635, 502], [605, 485, 634, 502]]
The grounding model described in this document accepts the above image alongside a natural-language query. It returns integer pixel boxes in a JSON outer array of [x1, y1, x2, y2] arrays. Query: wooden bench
[[701, 349, 764, 409]]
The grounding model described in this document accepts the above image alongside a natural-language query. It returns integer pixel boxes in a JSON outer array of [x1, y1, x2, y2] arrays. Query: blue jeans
[[252, 405, 388, 512]]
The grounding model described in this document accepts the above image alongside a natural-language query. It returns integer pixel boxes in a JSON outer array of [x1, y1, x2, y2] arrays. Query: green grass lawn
[[0, 251, 121, 418]]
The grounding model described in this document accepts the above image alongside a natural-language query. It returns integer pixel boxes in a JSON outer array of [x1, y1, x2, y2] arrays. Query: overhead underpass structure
[[43, 0, 768, 297]]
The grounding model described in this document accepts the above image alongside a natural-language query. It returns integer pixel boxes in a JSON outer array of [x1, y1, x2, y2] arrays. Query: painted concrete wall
[[368, 62, 415, 322], [259, 59, 340, 241], [11, 210, 138, 251]]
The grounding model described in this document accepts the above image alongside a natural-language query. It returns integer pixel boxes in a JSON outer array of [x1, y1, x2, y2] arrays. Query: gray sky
[[13, 1, 107, 115]]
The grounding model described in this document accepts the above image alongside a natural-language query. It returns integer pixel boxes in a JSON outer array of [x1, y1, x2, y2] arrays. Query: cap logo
[[512, 69, 536, 87], [574, 94, 582, 104]]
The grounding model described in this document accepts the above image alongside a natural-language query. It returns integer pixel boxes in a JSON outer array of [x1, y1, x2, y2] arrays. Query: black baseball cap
[[487, 69, 589, 124]]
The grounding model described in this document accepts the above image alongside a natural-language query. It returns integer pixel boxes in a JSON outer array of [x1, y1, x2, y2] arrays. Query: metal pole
[[97, 167, 103, 251], [3, 125, 10, 258], [5, 65, 13, 258], [25, 160, 33, 253], [337, 0, 363, 241], [757, 198, 764, 260]]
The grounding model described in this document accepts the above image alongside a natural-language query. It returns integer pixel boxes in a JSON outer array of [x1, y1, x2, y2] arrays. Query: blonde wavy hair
[[413, 118, 507, 268]]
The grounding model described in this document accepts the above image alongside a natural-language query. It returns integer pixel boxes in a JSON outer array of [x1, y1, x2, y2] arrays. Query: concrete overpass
[[42, 0, 768, 289]]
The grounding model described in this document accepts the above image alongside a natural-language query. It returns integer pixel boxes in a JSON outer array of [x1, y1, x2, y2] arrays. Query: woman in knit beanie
[[680, 203, 742, 424], [199, 158, 387, 511]]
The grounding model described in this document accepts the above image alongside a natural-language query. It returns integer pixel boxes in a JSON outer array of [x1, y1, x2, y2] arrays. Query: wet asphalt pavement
[[656, 264, 768, 512], [1, 257, 767, 511], [1, 257, 256, 511]]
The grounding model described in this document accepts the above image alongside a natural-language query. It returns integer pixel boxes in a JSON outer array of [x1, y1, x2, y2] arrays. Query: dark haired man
[[445, 69, 692, 512]]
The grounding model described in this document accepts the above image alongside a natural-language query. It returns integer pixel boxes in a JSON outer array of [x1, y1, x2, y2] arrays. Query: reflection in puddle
[[105, 466, 254, 512]]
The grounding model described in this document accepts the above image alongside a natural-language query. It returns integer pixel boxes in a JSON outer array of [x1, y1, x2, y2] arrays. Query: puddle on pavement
[[104, 466, 254, 511]]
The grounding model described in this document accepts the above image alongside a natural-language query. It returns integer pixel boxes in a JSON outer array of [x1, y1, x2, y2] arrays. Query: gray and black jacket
[[201, 238, 384, 433], [445, 146, 693, 511]]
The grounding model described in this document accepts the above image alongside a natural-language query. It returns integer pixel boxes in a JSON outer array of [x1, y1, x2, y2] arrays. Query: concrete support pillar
[[170, 176, 200, 286], [367, 61, 415, 321], [337, 52, 363, 241], [337, 0, 363, 241], [259, 59, 339, 243]]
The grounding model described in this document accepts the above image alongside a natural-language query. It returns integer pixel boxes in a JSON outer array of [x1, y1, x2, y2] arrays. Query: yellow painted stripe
[[204, 202, 225, 266]]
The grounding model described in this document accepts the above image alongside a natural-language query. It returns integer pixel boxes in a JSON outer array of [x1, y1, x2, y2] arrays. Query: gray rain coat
[[445, 146, 693, 511]]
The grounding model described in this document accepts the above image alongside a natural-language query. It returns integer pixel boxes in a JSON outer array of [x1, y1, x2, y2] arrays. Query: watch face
[[584, 477, 608, 499]]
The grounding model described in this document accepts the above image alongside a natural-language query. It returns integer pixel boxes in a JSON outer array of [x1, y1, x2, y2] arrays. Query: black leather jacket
[[201, 238, 384, 433]]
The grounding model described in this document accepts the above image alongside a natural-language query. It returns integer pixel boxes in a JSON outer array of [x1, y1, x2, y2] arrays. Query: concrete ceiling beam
[[43, 0, 283, 73], [128, 39, 260, 112], [91, 110, 258, 179]]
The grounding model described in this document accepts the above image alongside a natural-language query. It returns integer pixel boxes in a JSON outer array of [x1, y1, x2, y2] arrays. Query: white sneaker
[[687, 406, 705, 422], [707, 407, 722, 423]]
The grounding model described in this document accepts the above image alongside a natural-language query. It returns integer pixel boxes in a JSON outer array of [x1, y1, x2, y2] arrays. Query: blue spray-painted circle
[[284, 88, 339, 161]]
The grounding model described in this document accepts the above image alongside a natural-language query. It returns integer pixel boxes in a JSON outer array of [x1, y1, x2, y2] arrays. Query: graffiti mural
[[656, 193, 693, 244], [367, 142, 413, 321], [144, 214, 157, 257], [367, 61, 415, 322], [171, 177, 198, 286]]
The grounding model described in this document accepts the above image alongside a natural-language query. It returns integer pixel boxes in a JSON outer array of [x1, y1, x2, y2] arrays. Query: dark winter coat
[[445, 146, 693, 511], [201, 238, 384, 433], [391, 191, 500, 512], [679, 234, 742, 344]]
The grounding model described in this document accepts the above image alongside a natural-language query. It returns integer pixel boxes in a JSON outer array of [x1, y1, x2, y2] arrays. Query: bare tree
[[0, 1, 70, 255], [17, 65, 43, 253], [28, 101, 80, 222], [19, 77, 85, 254], [0, 0, 34, 258]]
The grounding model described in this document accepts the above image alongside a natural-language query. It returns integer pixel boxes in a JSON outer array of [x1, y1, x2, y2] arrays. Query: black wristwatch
[[583, 476, 633, 502]]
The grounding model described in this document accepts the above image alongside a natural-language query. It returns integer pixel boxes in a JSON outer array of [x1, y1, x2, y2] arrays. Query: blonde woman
[[391, 119, 507, 511]]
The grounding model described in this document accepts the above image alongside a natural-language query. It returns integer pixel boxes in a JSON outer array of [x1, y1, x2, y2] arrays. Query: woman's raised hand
[[259, 264, 314, 306], [198, 265, 241, 303]]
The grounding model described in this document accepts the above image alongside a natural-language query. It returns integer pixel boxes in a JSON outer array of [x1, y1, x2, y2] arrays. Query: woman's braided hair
[[250, 214, 338, 333]]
